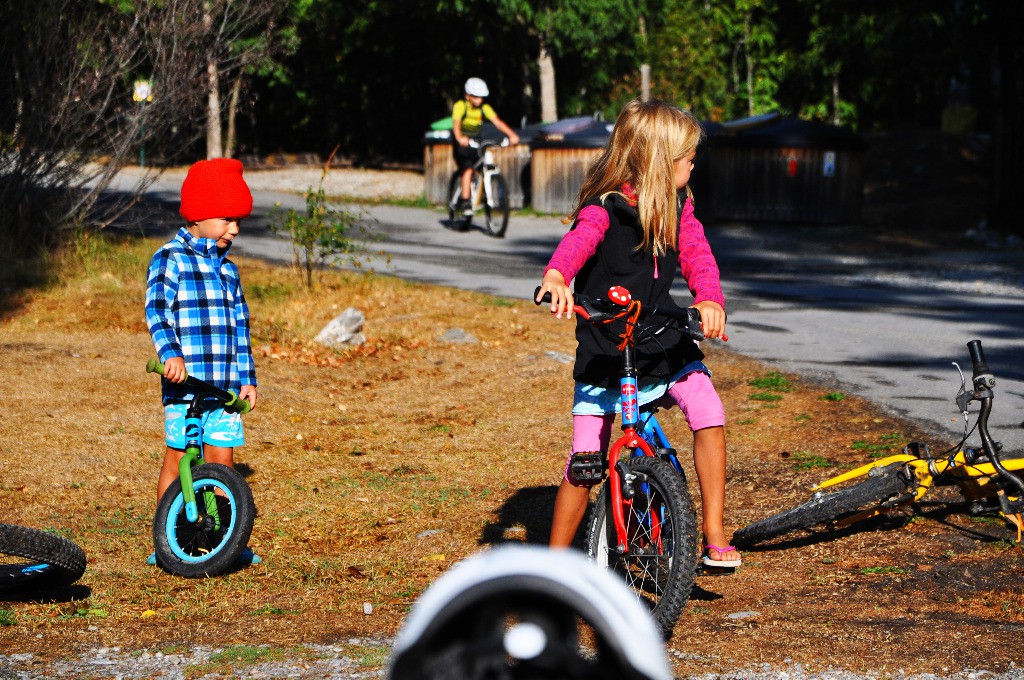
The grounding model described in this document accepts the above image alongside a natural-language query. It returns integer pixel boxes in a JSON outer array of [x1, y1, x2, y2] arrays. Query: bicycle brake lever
[[952, 361, 970, 416]]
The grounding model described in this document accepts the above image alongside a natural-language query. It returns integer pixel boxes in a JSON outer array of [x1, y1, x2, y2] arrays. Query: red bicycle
[[537, 285, 705, 637]]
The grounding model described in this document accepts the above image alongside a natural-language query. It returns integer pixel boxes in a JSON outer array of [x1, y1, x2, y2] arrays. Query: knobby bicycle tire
[[153, 463, 255, 578], [732, 462, 912, 548], [0, 522, 86, 591], [482, 174, 509, 238], [585, 455, 698, 639]]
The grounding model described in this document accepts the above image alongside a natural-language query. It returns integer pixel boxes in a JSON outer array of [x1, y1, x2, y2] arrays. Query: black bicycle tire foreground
[[585, 455, 698, 638], [732, 463, 913, 548], [0, 522, 87, 591], [153, 463, 255, 578], [482, 174, 509, 238]]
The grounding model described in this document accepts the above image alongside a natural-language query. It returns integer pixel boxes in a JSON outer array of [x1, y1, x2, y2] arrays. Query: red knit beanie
[[179, 158, 253, 222]]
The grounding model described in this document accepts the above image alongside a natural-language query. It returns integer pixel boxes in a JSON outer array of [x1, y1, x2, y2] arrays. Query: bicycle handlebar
[[967, 339, 995, 390], [534, 286, 707, 342], [146, 358, 252, 415]]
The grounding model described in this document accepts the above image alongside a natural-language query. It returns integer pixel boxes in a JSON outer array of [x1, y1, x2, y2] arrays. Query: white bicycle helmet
[[387, 545, 672, 680], [464, 77, 489, 98]]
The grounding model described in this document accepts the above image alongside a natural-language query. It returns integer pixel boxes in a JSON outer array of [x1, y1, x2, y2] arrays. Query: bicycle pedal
[[696, 564, 736, 577], [568, 452, 605, 484]]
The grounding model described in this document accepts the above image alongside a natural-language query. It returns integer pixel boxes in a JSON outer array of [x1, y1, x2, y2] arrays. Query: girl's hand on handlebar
[[537, 270, 574, 319], [239, 385, 258, 411], [163, 356, 188, 384], [692, 300, 726, 340]]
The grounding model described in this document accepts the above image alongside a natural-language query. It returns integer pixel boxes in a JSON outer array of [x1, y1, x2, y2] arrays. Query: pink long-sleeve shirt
[[544, 196, 725, 309]]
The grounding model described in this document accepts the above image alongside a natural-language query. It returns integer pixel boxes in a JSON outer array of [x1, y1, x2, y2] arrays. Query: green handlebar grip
[[225, 392, 253, 415], [146, 357, 187, 378], [145, 357, 251, 414]]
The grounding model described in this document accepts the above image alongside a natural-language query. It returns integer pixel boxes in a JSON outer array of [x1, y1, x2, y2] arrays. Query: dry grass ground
[[0, 236, 1022, 677]]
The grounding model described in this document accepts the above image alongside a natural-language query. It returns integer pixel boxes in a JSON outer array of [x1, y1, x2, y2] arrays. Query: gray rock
[[315, 307, 366, 348], [439, 328, 478, 344]]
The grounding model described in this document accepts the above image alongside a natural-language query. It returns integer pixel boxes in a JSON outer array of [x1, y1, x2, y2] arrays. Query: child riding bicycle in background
[[452, 77, 519, 216], [535, 99, 741, 569], [144, 158, 260, 566]]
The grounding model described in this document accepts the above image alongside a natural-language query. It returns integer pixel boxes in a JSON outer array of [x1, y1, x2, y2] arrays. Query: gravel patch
[[0, 640, 391, 679], [144, 165, 425, 202], [2, 647, 1021, 680]]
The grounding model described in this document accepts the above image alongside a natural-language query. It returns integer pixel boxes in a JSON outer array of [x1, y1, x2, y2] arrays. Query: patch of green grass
[[748, 371, 792, 392], [61, 607, 108, 620], [481, 297, 515, 307], [795, 413, 812, 422], [736, 418, 757, 425], [749, 392, 783, 402], [858, 566, 907, 575], [0, 609, 16, 626], [209, 646, 288, 665], [249, 605, 293, 616], [969, 515, 1005, 527], [851, 433, 907, 458], [821, 392, 846, 402], [186, 644, 308, 676], [342, 642, 390, 668], [248, 281, 293, 302], [791, 451, 833, 470]]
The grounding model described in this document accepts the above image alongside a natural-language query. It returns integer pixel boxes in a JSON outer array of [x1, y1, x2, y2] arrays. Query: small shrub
[[268, 148, 377, 289]]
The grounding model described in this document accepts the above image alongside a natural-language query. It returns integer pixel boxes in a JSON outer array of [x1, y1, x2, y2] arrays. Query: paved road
[[140, 178, 1024, 453]]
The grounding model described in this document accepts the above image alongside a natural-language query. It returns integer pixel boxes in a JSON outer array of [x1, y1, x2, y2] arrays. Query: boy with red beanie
[[144, 158, 260, 566]]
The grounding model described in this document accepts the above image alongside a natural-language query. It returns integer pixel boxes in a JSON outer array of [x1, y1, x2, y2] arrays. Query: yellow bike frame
[[814, 450, 1024, 539]]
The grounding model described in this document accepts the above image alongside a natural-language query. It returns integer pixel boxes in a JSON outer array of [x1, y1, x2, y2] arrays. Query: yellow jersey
[[452, 99, 496, 137]]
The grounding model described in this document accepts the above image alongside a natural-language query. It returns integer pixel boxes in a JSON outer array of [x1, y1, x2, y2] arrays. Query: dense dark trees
[[1, 0, 1021, 251]]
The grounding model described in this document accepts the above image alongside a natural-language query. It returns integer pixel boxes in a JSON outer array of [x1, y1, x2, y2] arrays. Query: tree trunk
[[831, 72, 841, 126], [206, 56, 222, 159], [224, 75, 242, 159], [744, 17, 753, 116], [538, 41, 557, 122]]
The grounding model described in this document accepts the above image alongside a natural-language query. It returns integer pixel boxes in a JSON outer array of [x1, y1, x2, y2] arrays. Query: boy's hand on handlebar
[[163, 357, 188, 384], [692, 300, 727, 340], [239, 385, 258, 411], [537, 270, 574, 319]]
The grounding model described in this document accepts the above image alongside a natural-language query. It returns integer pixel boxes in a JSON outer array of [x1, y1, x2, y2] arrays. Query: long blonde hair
[[566, 99, 704, 256]]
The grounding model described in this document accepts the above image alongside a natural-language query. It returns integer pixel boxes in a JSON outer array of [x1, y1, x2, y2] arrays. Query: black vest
[[573, 193, 704, 390]]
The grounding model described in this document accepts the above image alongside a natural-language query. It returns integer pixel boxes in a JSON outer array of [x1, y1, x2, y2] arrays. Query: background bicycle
[[147, 359, 256, 578], [446, 138, 510, 237], [537, 286, 715, 638], [733, 339, 1024, 549]]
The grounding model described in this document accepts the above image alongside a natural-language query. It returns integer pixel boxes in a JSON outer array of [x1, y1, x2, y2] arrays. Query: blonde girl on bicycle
[[535, 99, 740, 569]]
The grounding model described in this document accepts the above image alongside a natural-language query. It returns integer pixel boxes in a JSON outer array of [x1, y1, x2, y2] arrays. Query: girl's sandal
[[702, 543, 742, 568]]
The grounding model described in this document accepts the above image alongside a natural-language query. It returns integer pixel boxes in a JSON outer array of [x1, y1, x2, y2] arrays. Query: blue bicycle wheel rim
[[164, 478, 238, 563]]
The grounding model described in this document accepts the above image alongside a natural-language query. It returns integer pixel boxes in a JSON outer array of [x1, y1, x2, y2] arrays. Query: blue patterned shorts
[[164, 403, 245, 449]]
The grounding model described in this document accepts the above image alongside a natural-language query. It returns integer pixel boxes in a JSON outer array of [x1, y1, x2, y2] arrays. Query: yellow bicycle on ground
[[732, 339, 1024, 547]]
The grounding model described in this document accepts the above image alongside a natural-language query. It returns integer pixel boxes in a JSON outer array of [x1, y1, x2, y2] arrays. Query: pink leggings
[[565, 371, 725, 486]]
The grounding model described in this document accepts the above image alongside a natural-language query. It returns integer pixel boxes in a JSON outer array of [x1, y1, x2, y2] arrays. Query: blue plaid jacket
[[145, 227, 257, 404]]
